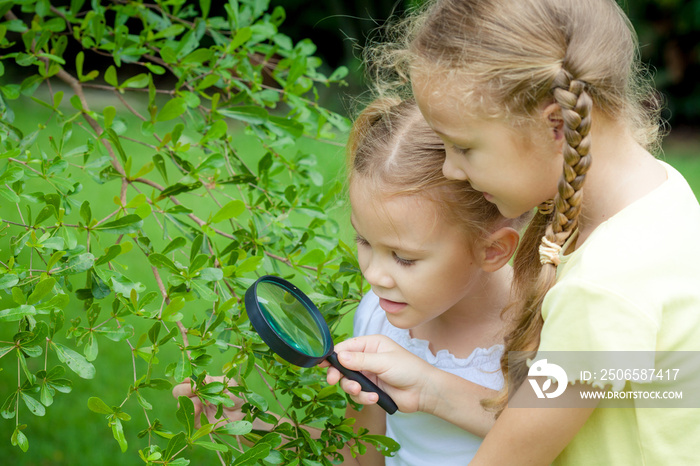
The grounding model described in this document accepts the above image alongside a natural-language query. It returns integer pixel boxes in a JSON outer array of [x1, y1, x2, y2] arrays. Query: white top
[[353, 290, 503, 465]]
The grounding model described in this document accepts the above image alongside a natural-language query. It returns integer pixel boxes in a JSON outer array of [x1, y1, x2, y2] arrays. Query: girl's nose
[[442, 153, 469, 181], [363, 258, 394, 289]]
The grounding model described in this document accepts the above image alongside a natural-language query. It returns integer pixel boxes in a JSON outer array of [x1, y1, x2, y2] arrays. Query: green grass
[[1, 88, 699, 465]]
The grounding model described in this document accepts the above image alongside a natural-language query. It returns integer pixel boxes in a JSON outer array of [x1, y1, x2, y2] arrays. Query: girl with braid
[[324, 0, 700, 464]]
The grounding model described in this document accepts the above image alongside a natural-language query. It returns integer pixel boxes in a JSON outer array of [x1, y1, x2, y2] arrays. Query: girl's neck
[[410, 265, 512, 358], [574, 115, 666, 245]]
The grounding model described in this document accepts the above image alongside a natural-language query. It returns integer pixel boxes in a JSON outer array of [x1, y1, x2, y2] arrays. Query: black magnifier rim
[[245, 275, 333, 368]]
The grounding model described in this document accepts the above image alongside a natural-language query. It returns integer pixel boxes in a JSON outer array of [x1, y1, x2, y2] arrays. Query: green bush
[[0, 1, 395, 464]]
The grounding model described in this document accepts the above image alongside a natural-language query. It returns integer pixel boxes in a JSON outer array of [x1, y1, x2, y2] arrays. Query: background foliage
[[0, 0, 397, 464]]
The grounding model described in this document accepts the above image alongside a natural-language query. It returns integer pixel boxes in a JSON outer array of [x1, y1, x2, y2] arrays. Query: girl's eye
[[452, 144, 470, 155], [355, 235, 369, 247], [393, 252, 416, 267]]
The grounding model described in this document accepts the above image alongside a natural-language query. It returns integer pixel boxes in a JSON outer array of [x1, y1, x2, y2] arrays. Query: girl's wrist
[[418, 365, 450, 416]]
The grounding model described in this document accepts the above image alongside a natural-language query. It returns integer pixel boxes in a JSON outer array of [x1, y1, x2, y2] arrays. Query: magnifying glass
[[244, 275, 398, 414]]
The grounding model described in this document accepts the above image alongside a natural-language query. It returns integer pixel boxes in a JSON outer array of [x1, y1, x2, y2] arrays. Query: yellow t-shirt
[[537, 161, 700, 465]]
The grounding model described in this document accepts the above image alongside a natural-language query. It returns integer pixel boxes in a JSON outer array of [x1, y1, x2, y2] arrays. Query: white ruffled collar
[[383, 325, 503, 370]]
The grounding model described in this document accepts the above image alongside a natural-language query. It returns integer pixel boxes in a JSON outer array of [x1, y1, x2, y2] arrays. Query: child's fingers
[[172, 381, 195, 399]]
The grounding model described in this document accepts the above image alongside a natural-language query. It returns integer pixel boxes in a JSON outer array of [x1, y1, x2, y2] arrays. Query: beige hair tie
[[539, 237, 562, 266]]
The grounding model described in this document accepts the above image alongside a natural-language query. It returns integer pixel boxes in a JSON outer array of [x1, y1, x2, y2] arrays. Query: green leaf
[[104, 65, 118, 87], [267, 116, 304, 138], [196, 153, 225, 171], [200, 0, 211, 18], [27, 278, 56, 305], [232, 443, 271, 466], [181, 48, 212, 64], [298, 249, 325, 267], [96, 325, 134, 342], [110, 417, 128, 453], [211, 200, 245, 223], [95, 244, 122, 266], [174, 351, 192, 382], [161, 237, 186, 255], [234, 255, 263, 274], [21, 392, 45, 417], [11, 426, 28, 452], [220, 420, 253, 435], [148, 253, 180, 273], [175, 395, 195, 436], [84, 334, 98, 361], [156, 98, 187, 122], [53, 253, 94, 276], [194, 440, 228, 452], [121, 73, 149, 89], [0, 305, 36, 323], [95, 214, 143, 234], [34, 205, 56, 225], [162, 296, 185, 322], [87, 396, 113, 414], [52, 342, 95, 379], [218, 106, 268, 125], [0, 274, 19, 290]]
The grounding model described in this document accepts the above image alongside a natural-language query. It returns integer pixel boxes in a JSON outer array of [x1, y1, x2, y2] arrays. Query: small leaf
[[27, 278, 56, 305], [161, 237, 186, 255], [148, 253, 180, 273], [194, 440, 228, 452], [218, 106, 268, 125], [0, 305, 36, 323], [11, 426, 28, 452], [211, 200, 245, 223], [298, 249, 325, 267], [52, 342, 95, 379], [232, 443, 271, 466], [21, 392, 45, 417], [110, 417, 128, 453], [175, 395, 195, 436], [95, 214, 143, 234], [87, 396, 113, 414], [0, 274, 19, 290], [104, 65, 118, 87], [162, 297, 185, 322], [156, 98, 187, 122]]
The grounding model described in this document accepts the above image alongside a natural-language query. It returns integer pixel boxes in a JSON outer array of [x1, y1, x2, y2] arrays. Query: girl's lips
[[483, 192, 494, 202], [379, 298, 407, 314]]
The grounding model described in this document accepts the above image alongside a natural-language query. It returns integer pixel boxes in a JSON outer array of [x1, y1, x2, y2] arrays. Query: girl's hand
[[172, 375, 245, 427], [325, 334, 439, 413]]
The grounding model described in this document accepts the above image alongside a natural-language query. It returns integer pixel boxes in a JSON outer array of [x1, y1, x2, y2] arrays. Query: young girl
[[326, 0, 700, 464], [173, 97, 524, 464], [344, 96, 522, 464]]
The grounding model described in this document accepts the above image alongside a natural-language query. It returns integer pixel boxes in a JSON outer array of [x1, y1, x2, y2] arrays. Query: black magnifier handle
[[327, 352, 398, 414]]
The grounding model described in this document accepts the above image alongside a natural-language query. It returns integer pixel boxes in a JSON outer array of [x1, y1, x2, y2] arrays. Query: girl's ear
[[479, 227, 520, 273], [543, 103, 564, 141]]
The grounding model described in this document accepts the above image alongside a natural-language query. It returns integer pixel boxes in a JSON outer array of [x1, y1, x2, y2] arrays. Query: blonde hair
[[348, 97, 513, 242], [366, 0, 664, 414]]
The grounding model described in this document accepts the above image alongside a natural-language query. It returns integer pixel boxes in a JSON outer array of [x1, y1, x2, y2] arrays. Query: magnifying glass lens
[[255, 281, 328, 357]]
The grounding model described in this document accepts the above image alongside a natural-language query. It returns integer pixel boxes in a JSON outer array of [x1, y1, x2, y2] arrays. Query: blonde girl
[[344, 96, 523, 465], [326, 0, 700, 464]]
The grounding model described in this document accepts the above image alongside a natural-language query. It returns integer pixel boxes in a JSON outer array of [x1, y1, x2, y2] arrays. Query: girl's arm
[[326, 335, 497, 437], [470, 382, 598, 465]]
